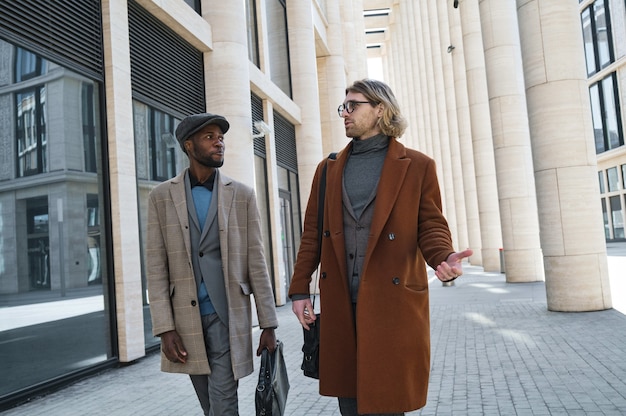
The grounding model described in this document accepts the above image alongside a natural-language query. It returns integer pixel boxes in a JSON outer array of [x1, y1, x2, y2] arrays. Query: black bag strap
[[312, 152, 337, 309]]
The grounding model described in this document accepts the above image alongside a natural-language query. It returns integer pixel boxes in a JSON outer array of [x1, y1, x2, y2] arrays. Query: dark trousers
[[190, 313, 239, 416], [338, 397, 405, 416]]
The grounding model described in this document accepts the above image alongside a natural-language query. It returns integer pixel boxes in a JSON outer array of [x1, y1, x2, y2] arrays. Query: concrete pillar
[[412, 3, 434, 157], [341, 1, 364, 83], [391, 2, 413, 142], [423, 0, 458, 244], [460, 0, 503, 271], [417, 0, 442, 166], [101, 0, 145, 362], [286, 0, 324, 211], [436, 0, 468, 251], [351, 0, 368, 81], [404, 1, 427, 153], [201, 0, 254, 187], [517, 0, 611, 311], [447, 4, 483, 265], [316, 0, 348, 153], [479, 0, 544, 282]]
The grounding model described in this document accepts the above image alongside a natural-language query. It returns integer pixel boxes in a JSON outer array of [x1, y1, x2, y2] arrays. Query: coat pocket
[[239, 282, 251, 296]]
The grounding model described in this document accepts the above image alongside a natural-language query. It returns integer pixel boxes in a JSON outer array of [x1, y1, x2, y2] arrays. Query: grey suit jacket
[[146, 168, 278, 379]]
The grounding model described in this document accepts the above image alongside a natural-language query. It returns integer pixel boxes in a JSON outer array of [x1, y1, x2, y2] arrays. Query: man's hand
[[256, 328, 277, 356], [160, 330, 188, 364], [292, 298, 317, 331], [435, 249, 474, 282]]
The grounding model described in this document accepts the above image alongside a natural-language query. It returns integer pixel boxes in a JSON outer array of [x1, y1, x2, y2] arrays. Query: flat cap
[[175, 113, 230, 152]]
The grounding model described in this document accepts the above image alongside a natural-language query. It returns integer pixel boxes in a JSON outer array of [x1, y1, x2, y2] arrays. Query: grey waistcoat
[[185, 172, 229, 326]]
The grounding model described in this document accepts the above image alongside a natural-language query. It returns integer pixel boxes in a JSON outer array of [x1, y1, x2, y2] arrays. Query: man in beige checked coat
[[146, 113, 278, 415]]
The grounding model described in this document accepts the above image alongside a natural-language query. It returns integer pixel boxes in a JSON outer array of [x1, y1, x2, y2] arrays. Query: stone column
[[436, 0, 468, 250], [201, 0, 255, 187], [412, 3, 434, 157], [286, 0, 324, 211], [316, 0, 348, 153], [396, 2, 423, 151], [460, 0, 503, 271], [101, 0, 145, 362], [417, 0, 443, 167], [479, 0, 544, 282], [517, 0, 611, 311], [404, 1, 427, 153], [448, 4, 483, 265], [340, 1, 364, 83]]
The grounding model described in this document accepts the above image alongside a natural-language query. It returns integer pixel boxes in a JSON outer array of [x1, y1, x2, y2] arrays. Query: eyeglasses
[[337, 100, 373, 117]]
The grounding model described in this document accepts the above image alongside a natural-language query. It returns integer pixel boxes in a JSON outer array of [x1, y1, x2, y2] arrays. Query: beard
[[198, 157, 224, 168]]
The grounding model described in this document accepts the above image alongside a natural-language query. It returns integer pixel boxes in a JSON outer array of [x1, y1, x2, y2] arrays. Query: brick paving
[[3, 251, 626, 416]]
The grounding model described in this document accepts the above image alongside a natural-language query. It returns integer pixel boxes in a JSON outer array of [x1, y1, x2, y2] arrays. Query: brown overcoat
[[289, 138, 454, 414], [147, 169, 278, 380]]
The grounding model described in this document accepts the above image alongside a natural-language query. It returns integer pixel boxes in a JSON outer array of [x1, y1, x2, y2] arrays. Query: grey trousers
[[338, 397, 404, 416], [190, 313, 239, 416]]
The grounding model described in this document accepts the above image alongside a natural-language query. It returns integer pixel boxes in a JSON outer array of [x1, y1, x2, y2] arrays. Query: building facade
[[0, 0, 621, 408]]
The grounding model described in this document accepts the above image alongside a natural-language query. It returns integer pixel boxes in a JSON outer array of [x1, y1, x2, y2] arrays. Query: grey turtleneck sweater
[[343, 133, 389, 302], [344, 133, 389, 218]]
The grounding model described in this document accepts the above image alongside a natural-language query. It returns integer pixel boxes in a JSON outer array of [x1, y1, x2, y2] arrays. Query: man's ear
[[376, 104, 384, 118]]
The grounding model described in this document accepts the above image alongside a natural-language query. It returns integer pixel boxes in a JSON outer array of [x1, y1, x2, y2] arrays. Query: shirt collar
[[189, 170, 216, 191]]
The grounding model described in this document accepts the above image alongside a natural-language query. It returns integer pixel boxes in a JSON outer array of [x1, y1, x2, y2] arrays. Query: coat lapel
[[170, 169, 193, 261], [325, 149, 349, 281], [216, 171, 234, 272], [370, 139, 410, 231], [364, 139, 410, 271]]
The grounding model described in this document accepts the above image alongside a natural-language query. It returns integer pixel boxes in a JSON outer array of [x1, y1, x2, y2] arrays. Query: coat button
[[323, 230, 330, 237], [392, 277, 400, 285], [388, 233, 395, 240], [199, 252, 204, 257], [321, 272, 327, 279], [191, 300, 197, 306]]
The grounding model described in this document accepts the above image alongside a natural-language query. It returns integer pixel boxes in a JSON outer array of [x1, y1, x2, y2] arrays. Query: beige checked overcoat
[[146, 169, 278, 380]]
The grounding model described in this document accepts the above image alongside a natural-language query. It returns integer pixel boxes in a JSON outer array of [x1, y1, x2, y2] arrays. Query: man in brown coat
[[289, 79, 473, 415], [147, 113, 278, 415]]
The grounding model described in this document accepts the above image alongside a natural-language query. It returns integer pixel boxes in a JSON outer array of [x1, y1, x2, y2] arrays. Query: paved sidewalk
[[3, 261, 626, 415]]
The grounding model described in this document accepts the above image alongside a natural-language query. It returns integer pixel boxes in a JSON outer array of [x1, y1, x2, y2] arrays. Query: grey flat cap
[[175, 113, 230, 152]]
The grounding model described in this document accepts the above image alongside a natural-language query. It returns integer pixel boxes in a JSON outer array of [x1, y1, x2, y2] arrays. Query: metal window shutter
[[274, 110, 297, 172], [128, 0, 204, 117], [0, 0, 103, 79]]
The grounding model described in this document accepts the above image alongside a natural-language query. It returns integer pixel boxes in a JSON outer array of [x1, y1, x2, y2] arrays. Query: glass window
[[601, 75, 622, 150], [580, 0, 614, 76], [607, 167, 619, 192], [133, 101, 186, 349], [622, 165, 626, 190], [589, 73, 624, 153], [182, 0, 200, 12], [149, 109, 179, 182], [16, 87, 47, 177], [590, 84, 604, 153], [601, 198, 609, 239], [1, 40, 111, 399], [610, 195, 624, 238], [82, 83, 99, 173], [581, 8, 596, 75], [598, 171, 605, 194], [15, 47, 46, 82], [266, 0, 292, 97], [246, 0, 260, 67], [594, 0, 612, 69]]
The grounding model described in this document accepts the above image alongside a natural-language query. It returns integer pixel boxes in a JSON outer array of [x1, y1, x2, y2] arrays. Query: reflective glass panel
[[0, 40, 111, 398]]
